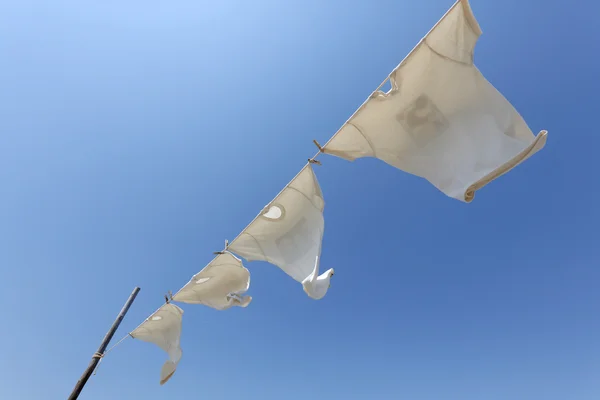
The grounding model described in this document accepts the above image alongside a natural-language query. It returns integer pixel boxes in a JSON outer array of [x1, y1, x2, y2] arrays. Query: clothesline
[[86, 0, 548, 388]]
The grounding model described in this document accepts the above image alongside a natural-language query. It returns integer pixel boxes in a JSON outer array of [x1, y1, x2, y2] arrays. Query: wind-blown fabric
[[130, 303, 184, 385], [172, 252, 252, 310], [322, 0, 547, 202], [228, 164, 332, 299], [301, 256, 334, 300]]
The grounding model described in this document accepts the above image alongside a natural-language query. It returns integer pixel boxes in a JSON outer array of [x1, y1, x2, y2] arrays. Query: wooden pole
[[68, 286, 140, 400]]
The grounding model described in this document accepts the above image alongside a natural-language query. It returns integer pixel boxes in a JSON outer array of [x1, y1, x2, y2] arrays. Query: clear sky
[[1, 1, 598, 399]]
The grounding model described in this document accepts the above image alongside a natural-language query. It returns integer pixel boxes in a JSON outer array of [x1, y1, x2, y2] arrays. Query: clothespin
[[308, 140, 324, 165], [313, 139, 324, 152], [164, 294, 170, 304], [213, 239, 229, 255], [168, 290, 173, 301]]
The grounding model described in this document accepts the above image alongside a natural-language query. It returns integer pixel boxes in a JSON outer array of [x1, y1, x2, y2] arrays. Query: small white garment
[[130, 303, 183, 385], [172, 251, 252, 310], [302, 256, 334, 300], [323, 0, 547, 202], [228, 164, 334, 299]]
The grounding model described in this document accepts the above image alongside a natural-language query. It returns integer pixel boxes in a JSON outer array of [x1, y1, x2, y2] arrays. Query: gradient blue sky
[[1, 1, 598, 399]]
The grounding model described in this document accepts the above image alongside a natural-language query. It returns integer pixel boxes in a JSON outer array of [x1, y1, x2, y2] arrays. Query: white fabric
[[323, 0, 547, 202], [228, 164, 334, 299], [130, 303, 183, 385], [172, 252, 252, 310], [302, 256, 334, 300]]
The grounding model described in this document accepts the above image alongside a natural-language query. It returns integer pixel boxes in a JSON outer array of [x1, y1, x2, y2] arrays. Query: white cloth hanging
[[130, 303, 184, 385], [172, 251, 252, 310], [301, 255, 334, 300], [322, 0, 547, 202], [228, 164, 334, 300]]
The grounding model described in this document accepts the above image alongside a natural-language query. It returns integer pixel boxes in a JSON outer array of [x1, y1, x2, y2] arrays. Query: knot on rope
[[92, 352, 105, 376]]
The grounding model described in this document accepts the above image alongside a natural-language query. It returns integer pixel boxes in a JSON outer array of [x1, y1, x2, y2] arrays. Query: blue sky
[[1, 0, 598, 399]]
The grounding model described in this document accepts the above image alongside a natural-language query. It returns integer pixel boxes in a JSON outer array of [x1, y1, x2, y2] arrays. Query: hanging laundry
[[228, 164, 334, 300], [321, 0, 546, 202], [130, 303, 183, 385], [301, 255, 334, 300], [172, 251, 252, 310]]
